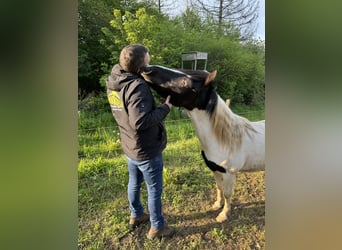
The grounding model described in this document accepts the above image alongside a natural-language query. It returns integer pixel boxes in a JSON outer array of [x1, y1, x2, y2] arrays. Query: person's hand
[[164, 95, 172, 109]]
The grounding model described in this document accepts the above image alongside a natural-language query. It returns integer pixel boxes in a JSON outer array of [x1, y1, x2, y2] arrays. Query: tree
[[79, 3, 264, 106], [78, 0, 121, 95], [101, 7, 185, 87], [192, 0, 259, 39], [141, 0, 176, 14]]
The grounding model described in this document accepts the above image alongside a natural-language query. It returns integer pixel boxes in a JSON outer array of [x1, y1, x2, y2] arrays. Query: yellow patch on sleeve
[[108, 91, 124, 108]]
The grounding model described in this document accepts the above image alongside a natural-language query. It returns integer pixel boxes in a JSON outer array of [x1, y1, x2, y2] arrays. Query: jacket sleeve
[[125, 81, 170, 131]]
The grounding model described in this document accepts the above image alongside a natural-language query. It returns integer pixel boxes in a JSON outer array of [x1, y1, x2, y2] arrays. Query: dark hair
[[119, 44, 149, 73]]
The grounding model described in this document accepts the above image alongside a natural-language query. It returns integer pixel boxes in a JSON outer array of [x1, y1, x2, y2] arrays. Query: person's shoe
[[129, 213, 150, 230], [147, 225, 175, 239]]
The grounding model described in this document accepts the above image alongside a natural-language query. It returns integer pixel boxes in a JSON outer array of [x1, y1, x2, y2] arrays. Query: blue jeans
[[126, 154, 165, 230]]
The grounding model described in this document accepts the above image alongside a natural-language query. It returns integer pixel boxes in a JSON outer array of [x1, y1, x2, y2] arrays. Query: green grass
[[78, 100, 265, 249]]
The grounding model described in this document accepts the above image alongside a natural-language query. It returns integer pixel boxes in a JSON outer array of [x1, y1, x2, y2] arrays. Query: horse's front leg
[[212, 172, 224, 211], [216, 173, 236, 223]]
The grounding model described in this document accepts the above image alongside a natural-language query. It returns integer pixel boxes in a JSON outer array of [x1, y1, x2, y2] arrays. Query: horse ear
[[204, 70, 217, 86], [226, 99, 230, 107]]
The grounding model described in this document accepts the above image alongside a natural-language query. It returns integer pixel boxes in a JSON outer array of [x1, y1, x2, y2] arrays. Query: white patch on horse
[[186, 95, 265, 222]]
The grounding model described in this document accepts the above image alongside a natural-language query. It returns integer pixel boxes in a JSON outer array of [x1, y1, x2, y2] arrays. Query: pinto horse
[[140, 65, 265, 223]]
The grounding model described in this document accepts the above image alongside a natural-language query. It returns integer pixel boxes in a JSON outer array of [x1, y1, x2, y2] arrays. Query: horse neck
[[187, 108, 217, 151], [187, 95, 254, 152]]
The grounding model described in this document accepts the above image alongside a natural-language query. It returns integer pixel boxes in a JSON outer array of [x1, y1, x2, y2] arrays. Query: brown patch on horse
[[211, 98, 256, 151]]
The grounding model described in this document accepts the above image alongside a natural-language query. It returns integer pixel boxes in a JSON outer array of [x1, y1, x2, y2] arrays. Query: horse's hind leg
[[212, 172, 224, 211], [216, 173, 236, 223]]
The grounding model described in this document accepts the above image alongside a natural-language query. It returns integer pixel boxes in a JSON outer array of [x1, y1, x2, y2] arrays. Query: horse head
[[140, 65, 217, 110]]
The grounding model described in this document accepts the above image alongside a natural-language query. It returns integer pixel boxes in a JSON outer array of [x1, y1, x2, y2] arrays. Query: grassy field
[[78, 99, 265, 250]]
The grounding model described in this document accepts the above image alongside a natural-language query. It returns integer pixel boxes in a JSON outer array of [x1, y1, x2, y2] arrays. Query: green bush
[[101, 7, 264, 106], [79, 4, 264, 106]]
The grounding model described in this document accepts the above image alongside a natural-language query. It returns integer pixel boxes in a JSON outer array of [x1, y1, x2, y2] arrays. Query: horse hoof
[[215, 213, 228, 223]]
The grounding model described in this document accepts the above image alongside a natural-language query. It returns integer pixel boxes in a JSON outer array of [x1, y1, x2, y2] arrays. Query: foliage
[[78, 0, 122, 94], [101, 7, 184, 86], [177, 11, 264, 105], [100, 6, 264, 105], [78, 0, 156, 94], [79, 1, 264, 106]]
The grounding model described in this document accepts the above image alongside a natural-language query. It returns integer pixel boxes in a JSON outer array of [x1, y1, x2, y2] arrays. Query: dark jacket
[[106, 64, 170, 161]]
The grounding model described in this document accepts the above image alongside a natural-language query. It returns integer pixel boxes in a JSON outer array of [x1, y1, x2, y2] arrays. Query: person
[[105, 44, 174, 239]]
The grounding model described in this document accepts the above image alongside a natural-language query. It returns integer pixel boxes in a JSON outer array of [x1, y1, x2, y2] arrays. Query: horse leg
[[212, 172, 224, 211], [216, 173, 236, 223]]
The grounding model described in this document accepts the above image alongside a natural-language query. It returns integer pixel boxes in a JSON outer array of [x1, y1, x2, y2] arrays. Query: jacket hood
[[106, 64, 138, 91]]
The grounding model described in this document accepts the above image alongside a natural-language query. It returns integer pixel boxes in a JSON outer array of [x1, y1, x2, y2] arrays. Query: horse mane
[[209, 94, 257, 151], [179, 69, 256, 150]]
